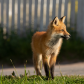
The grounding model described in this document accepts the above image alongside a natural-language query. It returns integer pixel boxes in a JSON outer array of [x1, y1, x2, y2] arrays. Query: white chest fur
[[46, 33, 62, 55]]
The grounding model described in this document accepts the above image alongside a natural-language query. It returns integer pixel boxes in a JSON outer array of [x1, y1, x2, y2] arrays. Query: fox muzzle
[[61, 35, 71, 40]]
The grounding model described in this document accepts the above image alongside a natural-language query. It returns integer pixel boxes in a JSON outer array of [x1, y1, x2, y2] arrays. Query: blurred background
[[0, 0, 84, 66]]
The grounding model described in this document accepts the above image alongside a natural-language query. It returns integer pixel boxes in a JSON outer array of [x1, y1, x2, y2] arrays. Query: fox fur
[[31, 16, 70, 79]]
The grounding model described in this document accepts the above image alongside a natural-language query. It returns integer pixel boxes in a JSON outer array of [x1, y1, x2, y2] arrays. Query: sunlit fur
[[31, 16, 70, 79]]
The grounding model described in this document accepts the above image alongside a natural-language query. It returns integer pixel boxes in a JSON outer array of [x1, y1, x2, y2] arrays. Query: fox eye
[[61, 29, 64, 31]]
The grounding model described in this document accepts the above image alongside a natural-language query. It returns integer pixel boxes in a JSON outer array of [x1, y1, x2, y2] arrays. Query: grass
[[0, 75, 84, 84], [0, 62, 84, 84], [0, 60, 84, 84]]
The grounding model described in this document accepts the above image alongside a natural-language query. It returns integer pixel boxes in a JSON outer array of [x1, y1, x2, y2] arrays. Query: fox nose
[[69, 35, 71, 37]]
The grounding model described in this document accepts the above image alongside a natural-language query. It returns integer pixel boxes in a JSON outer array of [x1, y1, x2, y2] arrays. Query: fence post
[[40, 0, 44, 31], [17, 0, 20, 35], [6, 0, 9, 34], [82, 0, 84, 37], [77, 0, 84, 38], [46, 0, 50, 29], [1, 0, 3, 27], [0, 0, 1, 23], [29, 0, 32, 27], [52, 0, 56, 19], [23, 0, 26, 33], [77, 0, 81, 35], [70, 0, 75, 28], [34, 0, 38, 30], [77, 0, 80, 33], [12, 0, 15, 31], [58, 0, 62, 18], [64, 0, 68, 26], [80, 0, 84, 38]]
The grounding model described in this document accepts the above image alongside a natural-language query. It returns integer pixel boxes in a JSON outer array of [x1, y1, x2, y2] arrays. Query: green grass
[[0, 75, 84, 84]]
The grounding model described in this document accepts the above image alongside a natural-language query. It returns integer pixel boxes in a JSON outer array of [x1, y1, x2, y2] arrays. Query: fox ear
[[52, 17, 59, 25], [60, 16, 66, 23]]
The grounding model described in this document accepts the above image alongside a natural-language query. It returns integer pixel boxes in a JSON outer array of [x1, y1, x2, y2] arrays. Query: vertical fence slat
[[81, 0, 84, 37], [52, 0, 56, 19], [40, 0, 44, 31], [34, 0, 38, 30], [82, 0, 84, 36], [6, 0, 9, 34], [43, 0, 47, 30], [79, 0, 84, 38], [82, 0, 84, 38], [29, 0, 32, 27], [46, 0, 50, 29], [67, 1, 71, 27], [17, 0, 20, 34], [0, 0, 83, 39], [64, 0, 68, 25], [12, 0, 15, 30], [77, 0, 81, 34], [77, 0, 80, 32], [77, 0, 84, 38], [58, 0, 62, 18], [0, 0, 1, 24], [80, 0, 82, 32], [61, 0, 65, 17], [23, 0, 26, 32], [1, 0, 4, 27], [70, 0, 75, 28]]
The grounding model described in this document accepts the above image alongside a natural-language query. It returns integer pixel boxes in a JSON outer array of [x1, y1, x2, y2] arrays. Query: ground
[[0, 62, 84, 76]]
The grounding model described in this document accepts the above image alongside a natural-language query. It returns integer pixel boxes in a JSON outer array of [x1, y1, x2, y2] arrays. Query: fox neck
[[46, 30, 62, 48]]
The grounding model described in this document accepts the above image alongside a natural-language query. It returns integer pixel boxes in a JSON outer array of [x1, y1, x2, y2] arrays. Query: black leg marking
[[50, 64, 55, 79], [44, 63, 49, 79]]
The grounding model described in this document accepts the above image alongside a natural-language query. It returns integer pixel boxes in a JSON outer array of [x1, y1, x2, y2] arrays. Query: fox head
[[48, 16, 71, 40]]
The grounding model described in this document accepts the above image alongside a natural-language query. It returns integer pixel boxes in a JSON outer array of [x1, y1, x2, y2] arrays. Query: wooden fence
[[0, 0, 83, 38]]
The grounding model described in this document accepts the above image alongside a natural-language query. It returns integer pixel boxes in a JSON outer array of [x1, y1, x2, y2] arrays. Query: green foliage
[[0, 75, 84, 84], [0, 26, 84, 65], [58, 28, 84, 63], [0, 26, 34, 65]]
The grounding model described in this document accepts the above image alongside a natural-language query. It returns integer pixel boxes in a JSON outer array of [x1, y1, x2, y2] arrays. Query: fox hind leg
[[33, 54, 42, 76]]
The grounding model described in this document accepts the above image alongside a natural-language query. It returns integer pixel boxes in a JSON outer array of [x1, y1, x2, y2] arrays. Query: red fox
[[31, 16, 71, 79]]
